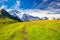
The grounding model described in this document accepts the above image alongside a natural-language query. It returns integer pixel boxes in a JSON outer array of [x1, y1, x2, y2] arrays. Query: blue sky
[[0, 0, 60, 10]]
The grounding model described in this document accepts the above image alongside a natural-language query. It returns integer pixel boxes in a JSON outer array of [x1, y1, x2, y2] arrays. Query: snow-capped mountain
[[9, 10, 21, 16], [8, 10, 41, 21], [1, 9, 60, 22], [8, 9, 60, 21], [22, 13, 40, 21]]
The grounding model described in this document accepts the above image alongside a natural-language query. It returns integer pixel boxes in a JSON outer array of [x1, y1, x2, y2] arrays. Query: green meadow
[[0, 19, 60, 40]]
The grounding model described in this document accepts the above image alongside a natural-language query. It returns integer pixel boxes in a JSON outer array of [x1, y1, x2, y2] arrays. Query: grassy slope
[[0, 18, 18, 30], [0, 20, 60, 40]]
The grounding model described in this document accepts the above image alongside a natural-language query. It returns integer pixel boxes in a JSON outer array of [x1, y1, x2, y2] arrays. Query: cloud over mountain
[[0, 0, 60, 15]]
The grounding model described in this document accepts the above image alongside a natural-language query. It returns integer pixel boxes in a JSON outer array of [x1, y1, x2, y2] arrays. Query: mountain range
[[0, 9, 41, 21], [0, 9, 60, 22], [6, 9, 60, 20]]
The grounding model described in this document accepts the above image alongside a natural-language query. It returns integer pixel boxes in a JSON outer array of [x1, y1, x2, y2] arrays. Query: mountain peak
[[0, 9, 22, 22]]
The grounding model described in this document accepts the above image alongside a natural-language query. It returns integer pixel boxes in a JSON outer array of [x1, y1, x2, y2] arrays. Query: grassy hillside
[[0, 20, 60, 40], [0, 17, 18, 29], [0, 9, 18, 28]]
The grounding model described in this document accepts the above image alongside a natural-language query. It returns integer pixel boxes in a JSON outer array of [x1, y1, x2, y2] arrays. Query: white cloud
[[57, 3, 60, 6], [0, 5, 6, 9], [10, 0, 20, 10], [19, 9, 60, 20], [36, 0, 47, 8], [14, 0, 20, 9]]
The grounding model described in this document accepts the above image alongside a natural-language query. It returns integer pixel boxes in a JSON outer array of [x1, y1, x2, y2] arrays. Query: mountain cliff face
[[0, 9, 22, 22]]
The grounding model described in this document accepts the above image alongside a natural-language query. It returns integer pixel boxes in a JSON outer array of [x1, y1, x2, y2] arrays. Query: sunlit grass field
[[0, 20, 60, 40], [0, 18, 17, 30]]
